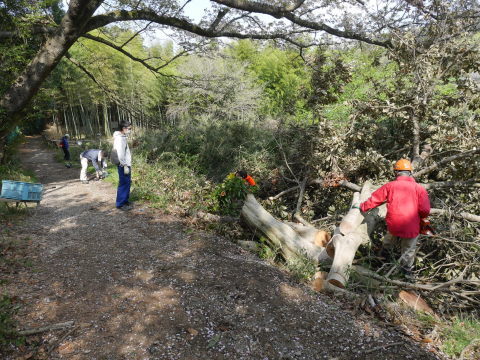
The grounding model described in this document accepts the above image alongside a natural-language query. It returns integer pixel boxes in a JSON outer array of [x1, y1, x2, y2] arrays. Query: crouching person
[[80, 149, 108, 184]]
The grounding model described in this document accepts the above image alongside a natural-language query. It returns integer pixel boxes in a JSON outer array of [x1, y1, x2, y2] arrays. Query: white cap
[[64, 134, 70, 137]]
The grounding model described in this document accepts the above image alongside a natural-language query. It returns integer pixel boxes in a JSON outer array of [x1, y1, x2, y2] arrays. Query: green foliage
[[318, 48, 397, 125], [209, 174, 253, 216], [229, 40, 312, 117], [0, 0, 64, 91], [285, 254, 317, 281], [136, 122, 275, 181], [440, 317, 480, 358], [0, 294, 23, 347], [124, 152, 211, 212], [0, 159, 36, 184], [257, 237, 279, 261]]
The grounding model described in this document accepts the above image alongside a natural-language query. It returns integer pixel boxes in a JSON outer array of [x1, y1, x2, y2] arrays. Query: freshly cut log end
[[314, 230, 331, 247], [325, 234, 342, 258], [311, 271, 328, 292], [328, 275, 346, 289], [398, 290, 435, 314], [326, 240, 335, 258]]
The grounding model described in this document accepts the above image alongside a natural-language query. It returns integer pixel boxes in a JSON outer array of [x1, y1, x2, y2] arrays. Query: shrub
[[209, 174, 253, 216]]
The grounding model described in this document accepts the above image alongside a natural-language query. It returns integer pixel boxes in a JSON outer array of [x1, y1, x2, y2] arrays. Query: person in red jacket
[[360, 159, 431, 277], [235, 170, 256, 186]]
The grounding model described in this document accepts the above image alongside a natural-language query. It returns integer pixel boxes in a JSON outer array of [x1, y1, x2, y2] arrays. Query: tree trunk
[[0, 0, 102, 138], [241, 182, 386, 290], [325, 181, 387, 288], [241, 194, 331, 263]]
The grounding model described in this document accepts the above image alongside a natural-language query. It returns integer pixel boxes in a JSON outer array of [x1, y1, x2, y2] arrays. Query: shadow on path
[[1, 136, 441, 360]]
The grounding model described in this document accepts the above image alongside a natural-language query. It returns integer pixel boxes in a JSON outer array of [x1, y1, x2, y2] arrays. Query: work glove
[[123, 166, 130, 175], [420, 218, 435, 235]]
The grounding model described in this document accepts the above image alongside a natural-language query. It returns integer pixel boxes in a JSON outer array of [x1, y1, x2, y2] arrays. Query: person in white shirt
[[112, 121, 132, 210]]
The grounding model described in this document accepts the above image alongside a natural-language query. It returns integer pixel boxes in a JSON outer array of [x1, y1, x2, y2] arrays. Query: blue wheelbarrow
[[0, 180, 43, 208]]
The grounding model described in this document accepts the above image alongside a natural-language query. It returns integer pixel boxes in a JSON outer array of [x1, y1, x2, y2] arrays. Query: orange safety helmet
[[394, 159, 413, 171]]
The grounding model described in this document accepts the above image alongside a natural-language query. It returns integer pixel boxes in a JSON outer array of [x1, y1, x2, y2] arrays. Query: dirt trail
[[1, 136, 440, 359]]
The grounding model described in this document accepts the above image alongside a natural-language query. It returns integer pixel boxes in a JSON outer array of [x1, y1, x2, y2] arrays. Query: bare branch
[[411, 114, 421, 160], [284, 0, 306, 12], [269, 186, 299, 201], [411, 143, 433, 169], [65, 53, 101, 86], [338, 180, 362, 192], [208, 8, 230, 31], [120, 21, 152, 48], [175, 0, 193, 17], [430, 208, 480, 223], [295, 177, 308, 215], [212, 0, 392, 48], [81, 33, 187, 73], [421, 180, 480, 190], [353, 265, 480, 292], [85, 7, 391, 48], [413, 148, 480, 177]]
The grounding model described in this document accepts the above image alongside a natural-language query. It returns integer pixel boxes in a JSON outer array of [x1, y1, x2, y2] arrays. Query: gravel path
[[2, 136, 441, 359]]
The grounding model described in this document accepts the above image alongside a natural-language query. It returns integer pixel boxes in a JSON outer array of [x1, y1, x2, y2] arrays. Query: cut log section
[[241, 181, 386, 290], [326, 181, 386, 288], [241, 194, 330, 263]]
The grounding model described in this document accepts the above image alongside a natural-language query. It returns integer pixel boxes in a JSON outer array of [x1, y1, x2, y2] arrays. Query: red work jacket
[[360, 176, 431, 238], [245, 175, 256, 186]]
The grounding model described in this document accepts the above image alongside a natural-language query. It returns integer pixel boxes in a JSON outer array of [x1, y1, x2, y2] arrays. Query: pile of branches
[[349, 218, 480, 315], [258, 178, 480, 315], [251, 120, 480, 315]]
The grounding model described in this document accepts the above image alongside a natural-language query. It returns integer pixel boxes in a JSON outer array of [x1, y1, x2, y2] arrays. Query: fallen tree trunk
[[241, 184, 387, 289], [241, 186, 387, 290], [242, 168, 478, 293], [241, 194, 330, 263], [325, 181, 386, 288]]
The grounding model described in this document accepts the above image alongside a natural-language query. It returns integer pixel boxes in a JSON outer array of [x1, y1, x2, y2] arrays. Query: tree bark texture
[[0, 0, 102, 137], [241, 194, 331, 263], [241, 185, 387, 289], [325, 181, 386, 288]]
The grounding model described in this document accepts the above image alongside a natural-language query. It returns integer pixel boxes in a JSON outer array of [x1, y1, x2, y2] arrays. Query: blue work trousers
[[116, 166, 131, 208]]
